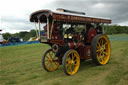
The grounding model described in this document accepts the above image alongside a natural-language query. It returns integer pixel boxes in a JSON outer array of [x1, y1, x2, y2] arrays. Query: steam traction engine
[[30, 8, 111, 75]]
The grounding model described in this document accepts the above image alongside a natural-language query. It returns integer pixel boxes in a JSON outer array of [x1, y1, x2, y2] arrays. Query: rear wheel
[[42, 49, 59, 72], [62, 49, 80, 75], [91, 34, 111, 65]]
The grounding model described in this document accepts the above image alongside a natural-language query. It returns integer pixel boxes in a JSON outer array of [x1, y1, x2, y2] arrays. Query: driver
[[65, 24, 75, 34], [96, 24, 102, 34]]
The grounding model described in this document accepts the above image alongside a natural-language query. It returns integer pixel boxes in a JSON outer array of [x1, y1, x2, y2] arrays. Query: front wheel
[[42, 49, 59, 72], [62, 49, 80, 75], [91, 34, 111, 65]]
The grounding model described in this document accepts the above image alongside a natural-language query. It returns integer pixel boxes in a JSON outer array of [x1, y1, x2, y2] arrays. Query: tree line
[[2, 25, 128, 41], [3, 30, 37, 41], [104, 25, 128, 34]]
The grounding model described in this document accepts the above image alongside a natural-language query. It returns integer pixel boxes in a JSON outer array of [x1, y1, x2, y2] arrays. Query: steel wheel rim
[[96, 36, 111, 64], [44, 50, 59, 71], [65, 51, 80, 75]]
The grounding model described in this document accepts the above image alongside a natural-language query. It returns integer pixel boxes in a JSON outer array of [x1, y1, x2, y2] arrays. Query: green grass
[[107, 33, 128, 36], [0, 35, 128, 85], [108, 33, 128, 41]]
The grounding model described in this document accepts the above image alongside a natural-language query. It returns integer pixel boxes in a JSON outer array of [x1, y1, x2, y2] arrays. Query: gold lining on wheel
[[44, 50, 59, 71], [96, 35, 111, 64], [65, 50, 80, 75]]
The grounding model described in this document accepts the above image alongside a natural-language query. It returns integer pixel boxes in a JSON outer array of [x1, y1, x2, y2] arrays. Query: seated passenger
[[43, 23, 53, 31], [55, 23, 62, 32], [84, 23, 94, 42], [43, 25, 47, 32], [53, 22, 63, 39], [43, 24, 52, 36]]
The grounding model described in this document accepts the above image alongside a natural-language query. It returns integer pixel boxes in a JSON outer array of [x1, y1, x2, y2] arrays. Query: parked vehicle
[[30, 8, 111, 75], [8, 37, 21, 43], [28, 37, 37, 41], [0, 33, 4, 44]]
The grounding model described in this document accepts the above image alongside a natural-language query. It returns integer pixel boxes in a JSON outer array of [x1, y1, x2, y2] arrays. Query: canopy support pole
[[38, 20, 41, 39], [50, 19, 54, 39], [34, 21, 39, 39], [102, 23, 104, 34], [47, 18, 49, 39]]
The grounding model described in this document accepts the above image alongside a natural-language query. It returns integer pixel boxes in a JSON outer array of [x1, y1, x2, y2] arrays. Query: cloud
[[0, 0, 55, 33], [1, 16, 29, 24], [1, 16, 32, 33], [0, 0, 128, 33], [53, 0, 128, 24]]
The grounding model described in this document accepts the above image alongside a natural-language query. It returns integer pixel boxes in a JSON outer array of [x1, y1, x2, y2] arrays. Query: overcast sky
[[0, 0, 128, 33]]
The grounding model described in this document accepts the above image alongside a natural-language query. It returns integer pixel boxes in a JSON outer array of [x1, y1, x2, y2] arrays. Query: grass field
[[0, 34, 128, 85]]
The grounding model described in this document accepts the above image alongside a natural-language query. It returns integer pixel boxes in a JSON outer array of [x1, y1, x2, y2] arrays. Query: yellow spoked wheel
[[42, 49, 59, 72], [92, 34, 111, 65], [62, 49, 80, 75]]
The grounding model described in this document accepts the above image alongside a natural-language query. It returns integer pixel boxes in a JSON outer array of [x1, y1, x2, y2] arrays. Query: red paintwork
[[52, 13, 111, 24], [49, 40, 65, 46], [85, 46, 92, 59], [52, 28, 62, 40], [78, 45, 92, 59], [51, 33, 62, 40], [68, 41, 74, 49]]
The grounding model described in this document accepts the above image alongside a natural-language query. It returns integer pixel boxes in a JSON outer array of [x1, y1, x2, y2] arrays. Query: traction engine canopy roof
[[30, 9, 111, 24]]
